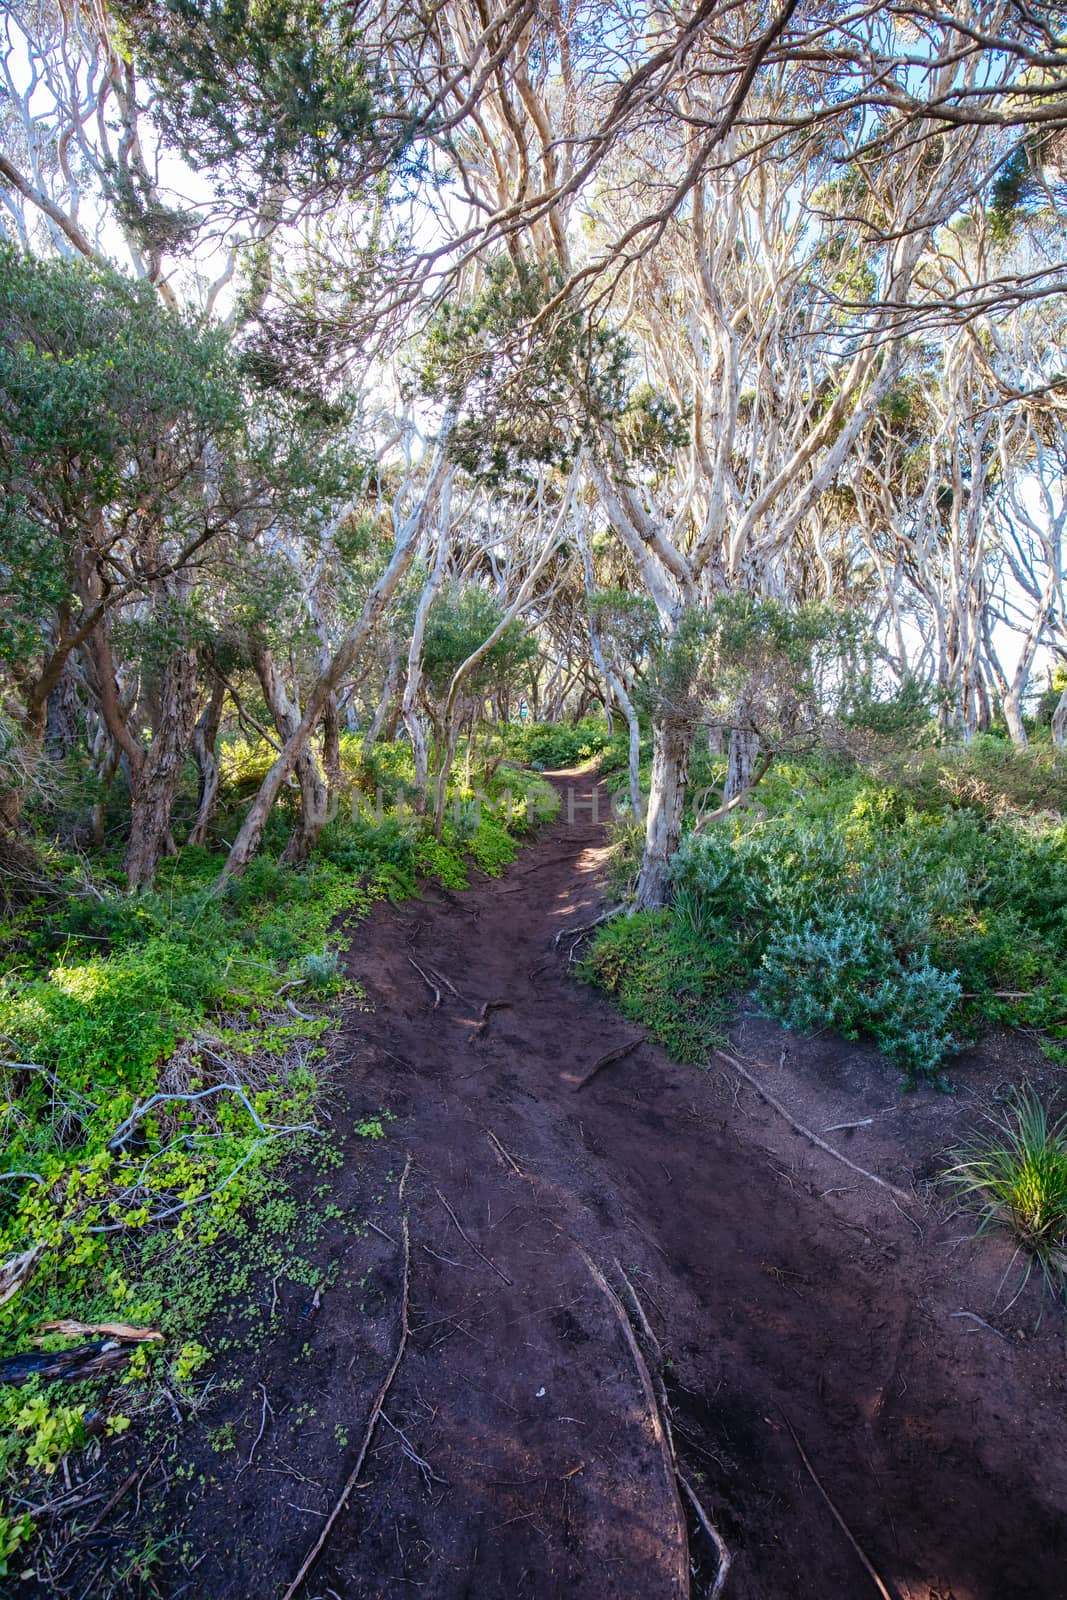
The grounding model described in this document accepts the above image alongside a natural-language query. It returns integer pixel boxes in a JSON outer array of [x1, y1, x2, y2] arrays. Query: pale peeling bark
[[218, 443, 453, 884], [632, 712, 693, 911]]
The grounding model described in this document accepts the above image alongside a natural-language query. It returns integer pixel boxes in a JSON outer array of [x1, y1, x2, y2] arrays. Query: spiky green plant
[[945, 1089, 1067, 1300]]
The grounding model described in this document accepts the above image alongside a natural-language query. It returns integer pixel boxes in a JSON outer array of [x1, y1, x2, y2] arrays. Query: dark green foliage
[[117, 0, 381, 197], [419, 254, 632, 483], [502, 716, 613, 769], [0, 247, 239, 667], [421, 586, 535, 699]]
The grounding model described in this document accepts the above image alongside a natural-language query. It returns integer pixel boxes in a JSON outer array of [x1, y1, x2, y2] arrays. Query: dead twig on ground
[[281, 1153, 413, 1600], [407, 958, 441, 1009], [238, 1383, 274, 1475], [573, 1036, 644, 1092], [78, 1447, 166, 1542], [486, 1129, 525, 1177], [425, 963, 461, 998], [715, 1051, 915, 1207], [380, 1411, 447, 1489], [433, 1188, 513, 1285], [779, 1408, 894, 1600]]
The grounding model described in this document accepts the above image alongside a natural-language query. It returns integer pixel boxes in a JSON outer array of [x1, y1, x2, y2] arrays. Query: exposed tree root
[[575, 1243, 691, 1600], [433, 1187, 513, 1285], [408, 957, 442, 1008], [715, 1050, 915, 1206], [573, 1036, 644, 1092], [553, 903, 624, 954], [779, 1408, 894, 1600], [472, 999, 512, 1038], [281, 1154, 412, 1600], [611, 1258, 733, 1598]]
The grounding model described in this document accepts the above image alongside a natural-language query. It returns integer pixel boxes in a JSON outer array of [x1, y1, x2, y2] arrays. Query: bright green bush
[[504, 716, 611, 769], [581, 911, 731, 1062]]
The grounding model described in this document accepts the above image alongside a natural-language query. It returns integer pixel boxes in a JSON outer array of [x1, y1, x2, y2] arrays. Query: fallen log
[[0, 1339, 138, 1388]]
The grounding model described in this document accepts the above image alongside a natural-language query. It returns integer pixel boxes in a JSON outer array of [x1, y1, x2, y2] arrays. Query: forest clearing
[[3, 2, 1067, 1597]]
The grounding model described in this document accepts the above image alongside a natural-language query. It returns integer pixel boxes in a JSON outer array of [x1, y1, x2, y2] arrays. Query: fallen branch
[[576, 1244, 690, 1600], [433, 1187, 513, 1285], [779, 1408, 893, 1600], [573, 1036, 644, 1092], [408, 957, 441, 1009], [715, 1051, 914, 1207], [281, 1154, 413, 1600], [0, 1339, 138, 1388], [32, 1320, 162, 1345]]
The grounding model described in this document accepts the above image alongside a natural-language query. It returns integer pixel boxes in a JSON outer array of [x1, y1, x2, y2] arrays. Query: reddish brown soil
[[35, 767, 1067, 1599]]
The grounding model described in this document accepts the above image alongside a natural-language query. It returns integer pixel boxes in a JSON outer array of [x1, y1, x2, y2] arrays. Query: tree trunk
[[250, 639, 330, 868], [724, 724, 759, 804], [1002, 685, 1027, 748], [1052, 684, 1067, 749], [44, 657, 82, 759], [632, 711, 692, 911], [218, 440, 451, 885], [362, 647, 402, 759], [188, 677, 226, 847], [125, 646, 198, 890], [322, 690, 343, 802], [406, 709, 432, 806]]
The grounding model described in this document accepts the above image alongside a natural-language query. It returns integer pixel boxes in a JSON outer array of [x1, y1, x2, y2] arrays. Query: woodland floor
[[27, 767, 1067, 1600]]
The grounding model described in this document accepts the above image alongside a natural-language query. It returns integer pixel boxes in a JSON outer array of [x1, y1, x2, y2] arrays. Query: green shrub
[[589, 750, 1066, 1083], [582, 911, 730, 1062], [758, 914, 960, 1082], [504, 716, 611, 769]]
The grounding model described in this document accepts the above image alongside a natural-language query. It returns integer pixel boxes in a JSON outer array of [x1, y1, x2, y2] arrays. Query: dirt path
[[164, 768, 1067, 1600]]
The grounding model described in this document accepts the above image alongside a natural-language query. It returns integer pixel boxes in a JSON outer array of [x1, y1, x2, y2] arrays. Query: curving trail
[[177, 767, 1067, 1600]]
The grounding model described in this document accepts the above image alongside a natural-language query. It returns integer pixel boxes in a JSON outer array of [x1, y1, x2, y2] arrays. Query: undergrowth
[[591, 736, 1067, 1084], [0, 738, 556, 1578]]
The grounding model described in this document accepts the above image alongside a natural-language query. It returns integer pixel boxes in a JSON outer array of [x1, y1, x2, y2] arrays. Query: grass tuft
[[945, 1087, 1067, 1300]]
